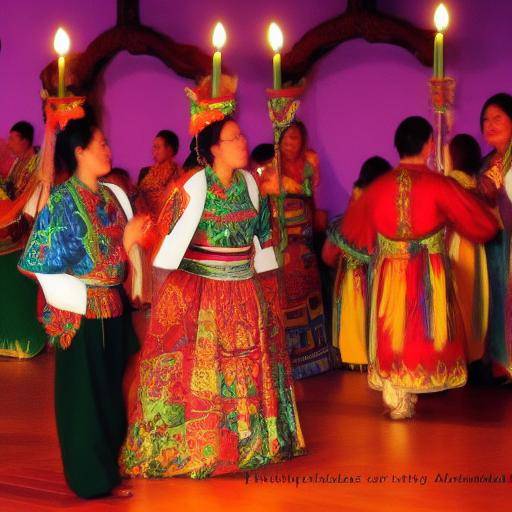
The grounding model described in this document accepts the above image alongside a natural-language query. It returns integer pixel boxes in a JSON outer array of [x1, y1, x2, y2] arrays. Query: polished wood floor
[[1, 352, 511, 512]]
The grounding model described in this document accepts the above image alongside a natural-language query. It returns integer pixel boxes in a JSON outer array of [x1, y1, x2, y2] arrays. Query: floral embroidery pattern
[[396, 168, 413, 239]]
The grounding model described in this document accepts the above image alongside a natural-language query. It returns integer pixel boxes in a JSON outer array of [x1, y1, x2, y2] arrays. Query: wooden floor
[[1, 352, 511, 512]]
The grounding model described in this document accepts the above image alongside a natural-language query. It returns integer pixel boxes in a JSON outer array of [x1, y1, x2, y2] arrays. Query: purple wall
[[2, 0, 512, 215]]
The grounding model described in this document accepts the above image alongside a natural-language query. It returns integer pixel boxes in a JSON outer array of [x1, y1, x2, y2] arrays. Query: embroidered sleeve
[[437, 175, 499, 243], [328, 222, 370, 264], [18, 188, 86, 275], [256, 194, 273, 248], [157, 186, 187, 237], [40, 304, 81, 349]]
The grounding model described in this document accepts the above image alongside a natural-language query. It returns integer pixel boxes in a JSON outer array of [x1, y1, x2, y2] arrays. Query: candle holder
[[43, 94, 86, 130], [266, 83, 305, 266], [186, 75, 237, 136], [428, 77, 455, 172], [30, 93, 87, 214]]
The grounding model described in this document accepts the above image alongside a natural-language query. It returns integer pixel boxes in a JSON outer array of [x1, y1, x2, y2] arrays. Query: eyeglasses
[[219, 133, 246, 143]]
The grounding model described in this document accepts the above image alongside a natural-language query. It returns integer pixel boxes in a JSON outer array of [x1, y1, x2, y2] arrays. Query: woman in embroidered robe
[[120, 115, 305, 479], [135, 130, 182, 221], [19, 118, 138, 499], [445, 134, 490, 366], [339, 117, 498, 419], [476, 94, 512, 382], [0, 121, 46, 358], [259, 121, 331, 379], [135, 131, 183, 310], [322, 156, 392, 369]]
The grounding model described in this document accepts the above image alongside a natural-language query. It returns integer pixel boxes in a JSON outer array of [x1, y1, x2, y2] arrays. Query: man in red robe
[[335, 116, 499, 419]]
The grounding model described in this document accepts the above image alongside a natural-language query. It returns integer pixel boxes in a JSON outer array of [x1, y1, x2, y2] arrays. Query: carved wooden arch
[[40, 0, 435, 114], [40, 0, 213, 118], [282, 0, 434, 83]]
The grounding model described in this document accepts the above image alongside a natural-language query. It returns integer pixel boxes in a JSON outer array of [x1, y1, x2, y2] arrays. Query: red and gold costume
[[337, 164, 498, 400], [260, 150, 331, 379], [446, 170, 490, 363], [323, 188, 370, 367], [120, 77, 304, 479], [136, 161, 183, 221]]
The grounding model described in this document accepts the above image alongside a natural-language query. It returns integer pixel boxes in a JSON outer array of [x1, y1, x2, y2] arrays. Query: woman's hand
[[123, 214, 152, 254], [282, 176, 303, 194]]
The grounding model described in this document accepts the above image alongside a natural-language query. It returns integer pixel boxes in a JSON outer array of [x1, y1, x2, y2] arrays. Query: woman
[[136, 130, 182, 221], [19, 118, 138, 498], [446, 134, 489, 365], [478, 93, 512, 382], [120, 92, 305, 478], [0, 121, 46, 358], [323, 156, 392, 369], [259, 121, 331, 379]]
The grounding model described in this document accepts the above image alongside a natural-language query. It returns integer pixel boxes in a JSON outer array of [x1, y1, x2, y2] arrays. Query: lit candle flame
[[268, 22, 283, 53], [53, 28, 70, 56], [212, 22, 226, 50], [434, 4, 449, 33]]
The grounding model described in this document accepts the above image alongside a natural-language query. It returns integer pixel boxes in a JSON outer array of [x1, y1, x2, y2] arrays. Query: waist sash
[[377, 230, 445, 258], [179, 244, 253, 280]]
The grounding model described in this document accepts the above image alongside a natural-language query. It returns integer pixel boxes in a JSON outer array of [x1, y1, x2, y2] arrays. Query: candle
[[433, 4, 449, 78], [268, 22, 283, 89], [53, 28, 70, 97], [211, 22, 226, 98]]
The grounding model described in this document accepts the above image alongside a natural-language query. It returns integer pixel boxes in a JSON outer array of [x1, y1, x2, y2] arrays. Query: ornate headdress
[[185, 75, 237, 136]]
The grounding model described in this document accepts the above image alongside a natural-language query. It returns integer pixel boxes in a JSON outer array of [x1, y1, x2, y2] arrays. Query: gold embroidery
[[377, 230, 444, 257], [396, 168, 412, 239], [368, 359, 466, 393]]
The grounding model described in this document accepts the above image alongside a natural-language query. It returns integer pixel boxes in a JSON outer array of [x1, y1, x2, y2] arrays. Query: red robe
[[338, 164, 499, 393]]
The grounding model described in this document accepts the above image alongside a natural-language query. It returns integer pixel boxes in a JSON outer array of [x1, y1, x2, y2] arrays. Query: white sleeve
[[153, 171, 207, 270], [101, 181, 133, 220], [253, 236, 278, 273], [36, 273, 87, 315], [103, 182, 133, 220]]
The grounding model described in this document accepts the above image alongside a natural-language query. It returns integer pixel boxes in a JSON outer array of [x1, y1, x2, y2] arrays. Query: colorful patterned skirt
[[121, 251, 305, 479], [368, 231, 467, 393], [0, 250, 46, 358], [281, 196, 331, 379]]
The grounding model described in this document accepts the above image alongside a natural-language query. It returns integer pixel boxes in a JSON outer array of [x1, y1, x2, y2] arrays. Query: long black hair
[[354, 156, 392, 189], [183, 117, 233, 170], [279, 120, 307, 154], [55, 117, 97, 173], [449, 134, 482, 176]]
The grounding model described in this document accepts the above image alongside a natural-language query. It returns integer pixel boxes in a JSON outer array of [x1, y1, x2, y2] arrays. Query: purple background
[[1, 0, 512, 215]]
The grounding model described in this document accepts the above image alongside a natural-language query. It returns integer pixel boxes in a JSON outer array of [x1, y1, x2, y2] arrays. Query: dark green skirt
[[0, 250, 46, 358], [55, 309, 138, 498]]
